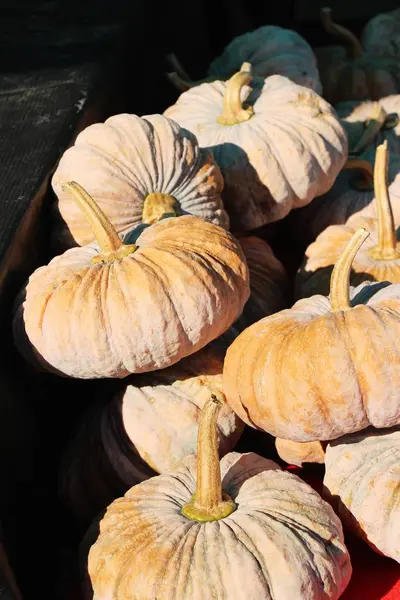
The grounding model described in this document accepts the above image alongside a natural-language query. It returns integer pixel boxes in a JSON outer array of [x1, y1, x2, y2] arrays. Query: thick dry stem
[[182, 393, 236, 522], [321, 7, 363, 60], [142, 192, 180, 225], [342, 158, 374, 191], [217, 62, 254, 126], [165, 53, 191, 80], [330, 227, 370, 312], [61, 181, 137, 264], [351, 103, 388, 154], [369, 141, 399, 260]]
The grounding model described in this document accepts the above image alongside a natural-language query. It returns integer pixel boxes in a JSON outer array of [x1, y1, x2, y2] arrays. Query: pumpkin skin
[[233, 236, 290, 332], [362, 8, 400, 59], [336, 96, 400, 155], [60, 344, 244, 522], [13, 210, 250, 379], [208, 25, 322, 93], [275, 439, 326, 468], [288, 150, 400, 247], [164, 72, 347, 232], [223, 229, 400, 442], [87, 451, 352, 599], [324, 426, 400, 562], [52, 113, 228, 250], [314, 8, 400, 105]]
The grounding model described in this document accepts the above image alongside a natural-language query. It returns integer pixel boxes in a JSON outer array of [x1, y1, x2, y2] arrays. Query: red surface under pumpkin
[[286, 466, 400, 600]]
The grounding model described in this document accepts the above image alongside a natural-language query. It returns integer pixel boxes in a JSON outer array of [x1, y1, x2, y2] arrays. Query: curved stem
[[182, 393, 236, 522], [342, 158, 374, 191], [61, 181, 137, 263], [330, 228, 370, 312], [351, 103, 388, 154], [321, 7, 363, 60], [370, 141, 398, 260], [217, 63, 254, 126], [166, 72, 193, 92], [165, 53, 191, 81]]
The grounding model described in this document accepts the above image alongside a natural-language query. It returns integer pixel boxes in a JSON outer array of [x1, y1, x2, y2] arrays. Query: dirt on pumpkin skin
[[291, 92, 326, 117]]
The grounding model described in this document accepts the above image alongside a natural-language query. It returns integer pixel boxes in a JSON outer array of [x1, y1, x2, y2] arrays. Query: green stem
[[330, 227, 370, 312], [351, 103, 388, 154], [182, 393, 236, 522], [321, 7, 363, 60]]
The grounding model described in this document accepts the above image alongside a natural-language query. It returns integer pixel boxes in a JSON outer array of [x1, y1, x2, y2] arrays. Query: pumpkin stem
[[321, 7, 363, 60], [369, 141, 399, 261], [351, 103, 388, 154], [330, 227, 370, 312], [166, 71, 194, 92], [342, 158, 374, 191], [165, 53, 191, 81], [217, 62, 254, 126], [142, 192, 180, 224], [182, 393, 237, 522], [61, 182, 137, 264]]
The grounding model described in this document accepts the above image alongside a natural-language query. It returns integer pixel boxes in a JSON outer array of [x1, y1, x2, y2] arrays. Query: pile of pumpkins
[[12, 6, 400, 599]]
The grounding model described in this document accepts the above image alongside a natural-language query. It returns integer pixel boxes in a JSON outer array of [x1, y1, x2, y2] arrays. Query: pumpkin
[[287, 147, 400, 247], [314, 7, 400, 105], [13, 182, 250, 379], [336, 97, 400, 155], [164, 64, 347, 232], [275, 439, 326, 468], [86, 395, 352, 599], [166, 25, 322, 94], [233, 236, 290, 333], [51, 113, 228, 250], [296, 142, 400, 299], [224, 227, 400, 441], [324, 426, 400, 562], [60, 343, 244, 522], [361, 8, 400, 59]]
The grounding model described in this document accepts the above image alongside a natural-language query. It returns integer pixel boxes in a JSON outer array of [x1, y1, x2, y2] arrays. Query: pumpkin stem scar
[[330, 227, 370, 312], [342, 158, 374, 191], [217, 62, 254, 126], [142, 193, 181, 225], [182, 393, 237, 522], [351, 103, 388, 154], [321, 7, 363, 60], [369, 141, 400, 261], [61, 181, 137, 264]]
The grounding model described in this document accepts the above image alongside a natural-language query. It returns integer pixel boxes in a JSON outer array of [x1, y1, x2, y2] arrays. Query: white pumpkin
[[165, 66, 347, 232], [52, 113, 228, 250]]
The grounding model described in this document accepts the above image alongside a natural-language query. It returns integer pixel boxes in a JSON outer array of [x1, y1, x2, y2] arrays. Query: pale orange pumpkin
[[60, 343, 244, 522], [13, 182, 250, 379], [224, 227, 400, 441], [275, 439, 326, 468], [288, 147, 400, 247], [85, 396, 352, 599], [51, 114, 228, 250], [164, 64, 347, 232], [314, 7, 400, 105], [296, 142, 400, 299], [336, 97, 400, 155], [324, 426, 400, 563]]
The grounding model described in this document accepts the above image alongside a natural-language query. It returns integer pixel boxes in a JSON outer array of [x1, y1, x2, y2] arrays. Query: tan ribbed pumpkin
[[60, 343, 244, 522], [275, 439, 326, 468], [164, 64, 347, 232], [224, 228, 400, 441], [13, 183, 249, 379], [86, 396, 352, 600], [52, 114, 228, 250], [324, 426, 400, 563], [296, 142, 400, 299]]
